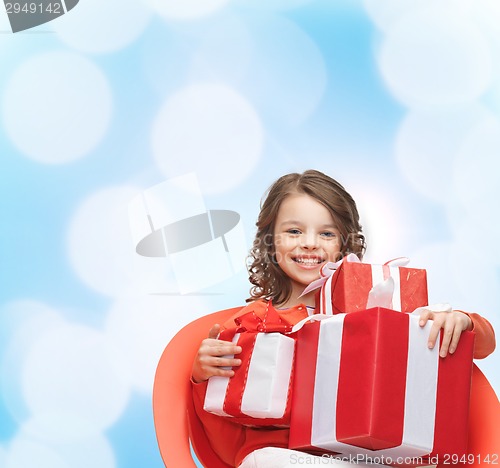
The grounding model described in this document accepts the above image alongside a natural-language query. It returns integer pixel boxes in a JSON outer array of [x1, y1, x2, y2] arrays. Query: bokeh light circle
[[152, 84, 264, 194], [0, 301, 66, 424], [0, 446, 6, 468], [2, 51, 112, 164], [363, 0, 473, 33], [6, 433, 116, 468], [408, 242, 462, 305], [395, 104, 492, 203], [22, 323, 130, 432], [378, 6, 492, 109], [53, 0, 151, 54], [6, 438, 69, 468], [452, 116, 500, 212], [244, 15, 327, 126], [105, 294, 209, 393], [235, 0, 314, 10], [189, 15, 253, 87], [67, 185, 176, 297], [351, 184, 413, 262], [473, 0, 500, 65], [22, 412, 101, 443], [50, 433, 116, 468], [451, 115, 500, 265], [142, 0, 230, 20], [450, 229, 500, 312]]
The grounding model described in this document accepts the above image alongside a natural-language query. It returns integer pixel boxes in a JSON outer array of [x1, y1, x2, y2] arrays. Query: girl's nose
[[301, 233, 318, 249]]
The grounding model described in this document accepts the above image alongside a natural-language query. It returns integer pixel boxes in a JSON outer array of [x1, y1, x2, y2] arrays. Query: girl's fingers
[[207, 356, 242, 368], [196, 357, 242, 380], [427, 318, 442, 350], [210, 367, 236, 378], [205, 325, 242, 356], [204, 342, 242, 357], [448, 326, 463, 354], [439, 320, 455, 358], [200, 338, 242, 355], [418, 309, 432, 327], [193, 325, 243, 382], [422, 311, 468, 357]]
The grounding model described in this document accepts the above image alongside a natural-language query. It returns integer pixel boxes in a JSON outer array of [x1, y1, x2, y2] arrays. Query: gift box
[[203, 306, 295, 426], [289, 307, 474, 464], [304, 254, 428, 315]]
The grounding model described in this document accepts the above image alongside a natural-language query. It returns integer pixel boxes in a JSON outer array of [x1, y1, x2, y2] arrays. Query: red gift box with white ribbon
[[288, 307, 474, 464], [203, 305, 295, 426], [303, 254, 428, 315]]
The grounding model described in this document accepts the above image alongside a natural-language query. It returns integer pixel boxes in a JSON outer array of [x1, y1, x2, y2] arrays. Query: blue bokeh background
[[1, 0, 499, 466]]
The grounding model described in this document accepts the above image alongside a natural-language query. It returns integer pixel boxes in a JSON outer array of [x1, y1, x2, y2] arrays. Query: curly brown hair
[[246, 170, 366, 305]]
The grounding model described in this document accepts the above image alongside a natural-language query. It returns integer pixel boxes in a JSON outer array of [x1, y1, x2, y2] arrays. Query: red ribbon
[[220, 303, 292, 341]]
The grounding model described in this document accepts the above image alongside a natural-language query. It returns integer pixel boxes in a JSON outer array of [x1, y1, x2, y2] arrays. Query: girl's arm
[[458, 311, 496, 359]]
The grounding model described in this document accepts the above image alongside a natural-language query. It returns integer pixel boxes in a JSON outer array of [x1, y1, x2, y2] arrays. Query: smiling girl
[[190, 170, 495, 468]]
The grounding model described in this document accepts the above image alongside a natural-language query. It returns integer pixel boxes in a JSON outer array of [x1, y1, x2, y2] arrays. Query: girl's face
[[273, 193, 342, 302]]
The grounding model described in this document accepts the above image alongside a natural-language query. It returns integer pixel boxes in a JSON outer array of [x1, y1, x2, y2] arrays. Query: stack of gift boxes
[[203, 256, 475, 465]]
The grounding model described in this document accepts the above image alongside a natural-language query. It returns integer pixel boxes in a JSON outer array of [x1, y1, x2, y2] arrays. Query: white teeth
[[295, 258, 322, 265]]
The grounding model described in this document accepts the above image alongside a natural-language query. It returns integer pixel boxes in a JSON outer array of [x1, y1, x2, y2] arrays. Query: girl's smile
[[292, 255, 325, 268]]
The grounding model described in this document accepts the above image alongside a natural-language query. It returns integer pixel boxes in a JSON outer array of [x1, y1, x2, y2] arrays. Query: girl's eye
[[321, 231, 337, 238], [287, 229, 302, 235]]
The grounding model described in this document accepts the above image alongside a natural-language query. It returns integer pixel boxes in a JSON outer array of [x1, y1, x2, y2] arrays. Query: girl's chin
[[292, 270, 322, 288]]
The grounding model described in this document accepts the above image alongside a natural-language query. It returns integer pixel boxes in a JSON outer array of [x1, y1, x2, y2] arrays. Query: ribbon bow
[[220, 304, 292, 341]]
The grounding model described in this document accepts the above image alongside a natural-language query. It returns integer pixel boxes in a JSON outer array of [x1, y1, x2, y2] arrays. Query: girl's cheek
[[323, 237, 341, 249], [275, 235, 294, 249]]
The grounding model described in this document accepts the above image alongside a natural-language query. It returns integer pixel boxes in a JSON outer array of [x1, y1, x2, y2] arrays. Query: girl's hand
[[192, 324, 242, 383], [416, 305, 473, 358]]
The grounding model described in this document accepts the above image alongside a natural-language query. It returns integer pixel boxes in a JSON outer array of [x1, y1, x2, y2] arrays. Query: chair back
[[153, 307, 242, 467]]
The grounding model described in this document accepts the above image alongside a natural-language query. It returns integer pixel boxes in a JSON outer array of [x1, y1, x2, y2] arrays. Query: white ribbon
[[290, 313, 336, 334], [241, 333, 295, 418], [369, 266, 403, 311], [309, 313, 440, 457], [366, 276, 395, 310]]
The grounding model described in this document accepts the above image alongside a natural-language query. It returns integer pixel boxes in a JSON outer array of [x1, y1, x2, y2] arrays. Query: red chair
[[153, 307, 242, 467]]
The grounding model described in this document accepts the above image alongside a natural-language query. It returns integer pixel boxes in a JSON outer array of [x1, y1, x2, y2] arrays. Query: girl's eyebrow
[[278, 220, 303, 227], [278, 220, 338, 229]]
